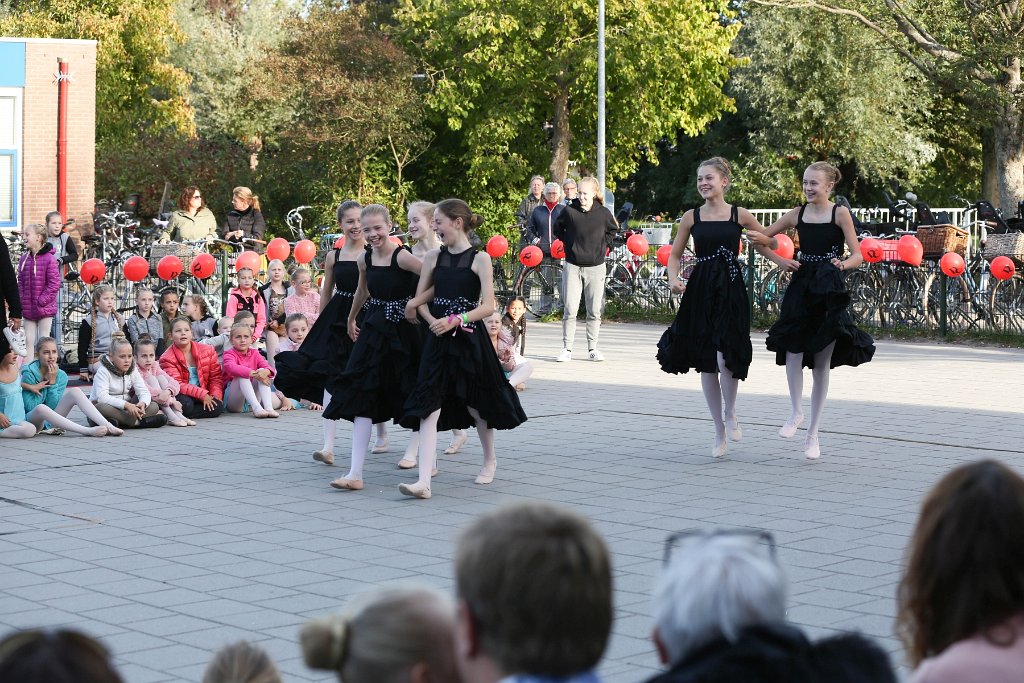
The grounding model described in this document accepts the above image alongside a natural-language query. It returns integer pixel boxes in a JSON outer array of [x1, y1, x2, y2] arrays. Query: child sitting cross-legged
[[274, 313, 309, 355], [222, 323, 279, 418], [135, 335, 194, 427], [89, 336, 167, 429]]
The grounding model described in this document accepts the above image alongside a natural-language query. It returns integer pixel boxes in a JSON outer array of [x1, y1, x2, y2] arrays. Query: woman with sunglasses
[[164, 185, 217, 242]]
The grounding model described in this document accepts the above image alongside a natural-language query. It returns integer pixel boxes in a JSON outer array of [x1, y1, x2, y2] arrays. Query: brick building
[[0, 37, 96, 240]]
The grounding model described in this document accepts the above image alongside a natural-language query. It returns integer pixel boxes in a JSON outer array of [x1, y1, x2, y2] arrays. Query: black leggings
[[179, 395, 224, 419]]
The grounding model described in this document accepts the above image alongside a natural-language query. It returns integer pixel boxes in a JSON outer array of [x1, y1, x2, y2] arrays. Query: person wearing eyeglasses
[[649, 530, 896, 683], [164, 185, 218, 243], [453, 502, 612, 683], [562, 177, 578, 204], [899, 460, 1024, 683]]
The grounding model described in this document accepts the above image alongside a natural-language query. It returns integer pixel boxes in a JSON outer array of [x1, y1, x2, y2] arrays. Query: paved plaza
[[2, 321, 1023, 682]]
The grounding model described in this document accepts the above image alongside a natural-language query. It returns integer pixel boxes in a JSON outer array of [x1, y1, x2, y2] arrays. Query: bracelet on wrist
[[461, 313, 469, 325]]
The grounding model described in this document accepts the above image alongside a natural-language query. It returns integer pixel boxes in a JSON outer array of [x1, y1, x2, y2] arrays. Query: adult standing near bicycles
[[561, 177, 578, 205], [657, 157, 778, 459], [220, 187, 266, 249], [753, 161, 875, 460], [554, 175, 618, 363], [528, 182, 566, 316], [164, 186, 217, 242], [514, 175, 545, 247], [0, 224, 23, 358]]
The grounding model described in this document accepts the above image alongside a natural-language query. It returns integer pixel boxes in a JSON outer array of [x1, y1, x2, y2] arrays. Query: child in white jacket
[[89, 337, 166, 429]]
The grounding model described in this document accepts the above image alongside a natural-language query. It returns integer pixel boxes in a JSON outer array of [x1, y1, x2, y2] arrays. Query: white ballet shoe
[[475, 460, 497, 484], [779, 414, 804, 438], [725, 415, 742, 442], [444, 431, 468, 455], [711, 435, 728, 458], [398, 482, 431, 499], [371, 437, 390, 454], [804, 434, 821, 460], [313, 450, 335, 466]]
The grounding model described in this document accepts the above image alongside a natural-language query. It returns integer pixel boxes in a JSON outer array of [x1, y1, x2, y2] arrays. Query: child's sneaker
[[4, 327, 27, 357]]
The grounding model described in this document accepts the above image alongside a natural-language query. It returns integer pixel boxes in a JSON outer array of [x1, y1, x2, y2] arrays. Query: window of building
[[0, 88, 22, 228]]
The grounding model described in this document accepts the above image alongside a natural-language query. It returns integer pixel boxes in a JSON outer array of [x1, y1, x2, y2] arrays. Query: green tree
[[392, 0, 739, 190], [0, 0, 192, 145], [754, 0, 1023, 211]]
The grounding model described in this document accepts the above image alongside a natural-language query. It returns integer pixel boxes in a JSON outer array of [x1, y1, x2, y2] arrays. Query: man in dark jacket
[[648, 531, 897, 683], [553, 176, 618, 362], [514, 175, 545, 247]]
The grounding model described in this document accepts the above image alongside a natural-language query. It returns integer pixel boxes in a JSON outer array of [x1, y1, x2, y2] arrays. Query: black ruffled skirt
[[274, 293, 355, 403], [766, 262, 875, 368]]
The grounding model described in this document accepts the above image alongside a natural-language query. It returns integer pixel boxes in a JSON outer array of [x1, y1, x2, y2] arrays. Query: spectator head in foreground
[[0, 628, 124, 683], [301, 586, 457, 683], [650, 529, 895, 683], [202, 641, 281, 683], [454, 502, 613, 683], [898, 459, 1024, 680]]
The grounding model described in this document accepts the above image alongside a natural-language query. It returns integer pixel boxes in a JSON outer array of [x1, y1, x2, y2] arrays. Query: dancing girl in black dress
[[757, 162, 875, 459], [323, 205, 423, 490], [398, 199, 527, 499], [657, 157, 777, 459]]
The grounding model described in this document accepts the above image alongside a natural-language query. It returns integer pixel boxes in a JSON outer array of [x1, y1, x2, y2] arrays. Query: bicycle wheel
[[922, 271, 975, 333], [517, 264, 561, 317], [989, 274, 1024, 334], [880, 267, 927, 328], [844, 268, 880, 326], [603, 262, 636, 310], [757, 267, 790, 318]]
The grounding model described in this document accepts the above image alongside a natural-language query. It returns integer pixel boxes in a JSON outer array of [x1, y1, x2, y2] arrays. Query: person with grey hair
[[515, 175, 546, 246], [647, 530, 897, 683]]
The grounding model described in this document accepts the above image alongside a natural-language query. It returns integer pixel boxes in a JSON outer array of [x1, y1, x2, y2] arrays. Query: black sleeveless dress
[[274, 251, 361, 403], [323, 248, 423, 423], [766, 205, 875, 368], [657, 206, 752, 380], [400, 247, 527, 431]]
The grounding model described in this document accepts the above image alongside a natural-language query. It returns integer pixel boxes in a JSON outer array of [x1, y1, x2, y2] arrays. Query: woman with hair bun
[[301, 587, 457, 683], [220, 186, 266, 243], [753, 161, 875, 460], [398, 198, 527, 499]]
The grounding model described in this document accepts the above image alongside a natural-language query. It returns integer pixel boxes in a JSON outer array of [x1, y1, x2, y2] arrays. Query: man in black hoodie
[[553, 176, 618, 362]]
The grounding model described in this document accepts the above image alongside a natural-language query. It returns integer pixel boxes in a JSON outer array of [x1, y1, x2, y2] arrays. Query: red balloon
[[939, 252, 965, 278], [235, 250, 262, 274], [897, 235, 923, 266], [550, 239, 566, 259], [191, 252, 216, 279], [860, 238, 884, 264], [774, 233, 795, 260], [389, 235, 403, 247], [294, 239, 317, 264], [123, 255, 149, 282], [486, 235, 509, 258], [334, 236, 346, 249], [626, 233, 649, 256], [265, 237, 290, 262], [991, 255, 1016, 281], [157, 255, 183, 280], [80, 258, 106, 285], [519, 245, 543, 267], [657, 245, 672, 267]]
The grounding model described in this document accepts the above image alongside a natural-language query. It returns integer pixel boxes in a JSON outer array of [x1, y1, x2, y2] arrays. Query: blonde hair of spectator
[[202, 641, 281, 683], [232, 187, 261, 212]]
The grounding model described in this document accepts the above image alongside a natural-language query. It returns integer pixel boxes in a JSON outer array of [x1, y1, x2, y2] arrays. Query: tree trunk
[[993, 60, 1024, 213], [548, 83, 571, 183], [982, 127, 998, 205]]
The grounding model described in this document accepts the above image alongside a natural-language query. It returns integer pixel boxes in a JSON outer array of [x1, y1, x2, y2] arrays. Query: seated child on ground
[[284, 267, 320, 328], [222, 323, 280, 418], [183, 294, 217, 342], [88, 336, 166, 429], [486, 309, 533, 391], [203, 316, 233, 358], [274, 313, 309, 355], [125, 287, 164, 355], [135, 335, 194, 427]]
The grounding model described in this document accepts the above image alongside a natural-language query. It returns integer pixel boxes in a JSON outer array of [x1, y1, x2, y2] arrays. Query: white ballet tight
[[321, 390, 336, 453], [785, 341, 835, 438], [228, 378, 275, 415], [345, 416, 373, 480], [413, 408, 496, 488], [24, 388, 121, 435], [507, 361, 533, 388], [700, 352, 738, 447]]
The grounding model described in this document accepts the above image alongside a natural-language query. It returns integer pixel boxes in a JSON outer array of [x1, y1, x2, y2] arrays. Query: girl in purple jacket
[[17, 224, 61, 363]]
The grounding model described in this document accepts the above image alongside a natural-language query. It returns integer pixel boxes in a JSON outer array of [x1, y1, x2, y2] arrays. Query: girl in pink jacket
[[222, 323, 278, 417], [17, 224, 61, 363], [135, 336, 193, 427]]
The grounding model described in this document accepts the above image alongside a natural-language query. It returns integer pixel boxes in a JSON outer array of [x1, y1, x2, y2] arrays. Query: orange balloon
[[487, 235, 509, 258], [123, 255, 149, 282], [939, 252, 965, 278], [626, 233, 649, 256], [897, 235, 923, 266], [519, 245, 543, 267], [235, 250, 262, 274], [334, 236, 346, 249], [80, 258, 106, 285], [991, 255, 1016, 281], [191, 252, 216, 279], [157, 255, 183, 280], [294, 239, 317, 264], [389, 236, 403, 247], [550, 239, 566, 259], [657, 245, 672, 267], [860, 238, 884, 264], [774, 234, 795, 260], [266, 237, 290, 262]]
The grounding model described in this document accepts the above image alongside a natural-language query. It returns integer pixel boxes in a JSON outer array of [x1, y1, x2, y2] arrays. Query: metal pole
[[57, 58, 69, 221], [939, 272, 948, 337], [597, 0, 606, 190]]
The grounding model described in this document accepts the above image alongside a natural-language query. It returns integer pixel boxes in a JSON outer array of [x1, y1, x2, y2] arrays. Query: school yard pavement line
[[2, 321, 1022, 682]]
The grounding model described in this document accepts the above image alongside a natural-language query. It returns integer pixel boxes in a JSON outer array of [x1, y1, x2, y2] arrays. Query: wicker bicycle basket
[[985, 231, 1024, 266], [148, 242, 195, 273], [916, 224, 968, 258]]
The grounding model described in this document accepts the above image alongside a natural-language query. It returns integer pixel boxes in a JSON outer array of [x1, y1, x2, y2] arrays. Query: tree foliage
[[0, 0, 193, 145]]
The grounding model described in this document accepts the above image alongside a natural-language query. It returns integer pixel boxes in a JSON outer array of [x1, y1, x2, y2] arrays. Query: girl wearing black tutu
[[398, 199, 527, 499], [756, 162, 875, 459], [323, 205, 423, 491], [274, 200, 375, 464], [657, 157, 777, 459]]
